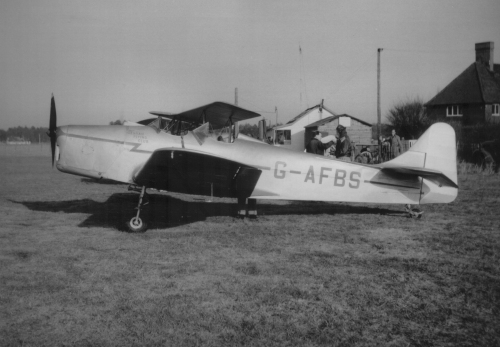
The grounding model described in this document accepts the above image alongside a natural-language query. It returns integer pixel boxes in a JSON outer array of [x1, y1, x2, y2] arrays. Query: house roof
[[425, 62, 500, 106], [304, 114, 372, 128], [272, 104, 337, 130], [284, 104, 337, 125]]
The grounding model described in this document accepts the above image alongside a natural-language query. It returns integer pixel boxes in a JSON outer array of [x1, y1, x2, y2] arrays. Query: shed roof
[[284, 104, 337, 125], [425, 62, 500, 106], [304, 114, 372, 128]]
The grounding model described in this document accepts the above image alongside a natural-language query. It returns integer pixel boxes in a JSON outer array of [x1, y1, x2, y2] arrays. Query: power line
[[238, 95, 274, 114], [384, 48, 473, 54], [330, 55, 373, 98], [330, 46, 472, 99]]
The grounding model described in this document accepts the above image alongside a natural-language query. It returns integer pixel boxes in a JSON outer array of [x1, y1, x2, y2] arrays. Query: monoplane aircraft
[[47, 96, 458, 232]]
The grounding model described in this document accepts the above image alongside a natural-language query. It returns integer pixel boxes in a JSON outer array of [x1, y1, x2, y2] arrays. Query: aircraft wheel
[[127, 217, 148, 233], [410, 209, 423, 219]]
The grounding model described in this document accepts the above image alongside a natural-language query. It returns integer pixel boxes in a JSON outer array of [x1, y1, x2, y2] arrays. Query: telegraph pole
[[377, 48, 383, 139], [235, 87, 238, 106]]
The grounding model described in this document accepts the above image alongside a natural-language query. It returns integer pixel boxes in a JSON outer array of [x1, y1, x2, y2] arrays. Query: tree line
[[0, 123, 270, 142], [0, 126, 50, 143]]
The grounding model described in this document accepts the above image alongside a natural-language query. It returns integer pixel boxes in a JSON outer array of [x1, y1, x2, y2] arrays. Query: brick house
[[425, 42, 500, 124]]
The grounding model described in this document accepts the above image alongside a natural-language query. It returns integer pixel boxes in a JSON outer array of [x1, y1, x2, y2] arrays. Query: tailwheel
[[409, 209, 423, 219], [127, 217, 148, 233], [404, 204, 423, 219]]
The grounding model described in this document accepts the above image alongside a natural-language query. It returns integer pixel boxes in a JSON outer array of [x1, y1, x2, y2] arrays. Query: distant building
[[304, 114, 372, 151], [425, 42, 500, 124], [6, 137, 31, 145], [269, 103, 337, 152], [268, 102, 372, 153]]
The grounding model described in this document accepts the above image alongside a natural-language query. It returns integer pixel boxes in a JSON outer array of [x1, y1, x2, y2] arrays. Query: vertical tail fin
[[384, 123, 458, 203]]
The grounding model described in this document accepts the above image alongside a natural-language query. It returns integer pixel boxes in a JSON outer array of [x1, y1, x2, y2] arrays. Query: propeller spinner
[[47, 94, 57, 166]]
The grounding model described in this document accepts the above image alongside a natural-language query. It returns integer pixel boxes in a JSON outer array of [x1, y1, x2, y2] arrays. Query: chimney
[[475, 41, 494, 71]]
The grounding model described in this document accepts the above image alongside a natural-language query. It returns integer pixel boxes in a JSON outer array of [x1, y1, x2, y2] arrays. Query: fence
[[352, 139, 417, 164]]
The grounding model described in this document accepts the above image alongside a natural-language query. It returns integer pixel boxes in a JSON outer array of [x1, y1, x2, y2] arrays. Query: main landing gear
[[126, 185, 149, 232], [237, 197, 258, 219], [405, 204, 423, 219]]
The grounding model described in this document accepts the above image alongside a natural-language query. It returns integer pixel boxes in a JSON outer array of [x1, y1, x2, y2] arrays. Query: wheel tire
[[126, 217, 148, 233], [411, 209, 423, 219]]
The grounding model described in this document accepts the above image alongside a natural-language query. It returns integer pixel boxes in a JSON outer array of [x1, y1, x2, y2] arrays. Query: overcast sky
[[1, 0, 499, 129]]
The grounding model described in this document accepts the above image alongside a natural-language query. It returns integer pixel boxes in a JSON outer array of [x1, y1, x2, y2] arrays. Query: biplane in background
[[47, 96, 458, 232]]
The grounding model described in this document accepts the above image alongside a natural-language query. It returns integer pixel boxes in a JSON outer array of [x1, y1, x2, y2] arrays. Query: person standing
[[335, 125, 352, 161], [389, 129, 403, 158], [306, 130, 334, 155]]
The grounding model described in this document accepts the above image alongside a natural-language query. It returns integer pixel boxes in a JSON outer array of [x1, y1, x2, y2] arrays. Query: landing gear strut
[[126, 185, 149, 232], [237, 197, 258, 219], [405, 204, 423, 219]]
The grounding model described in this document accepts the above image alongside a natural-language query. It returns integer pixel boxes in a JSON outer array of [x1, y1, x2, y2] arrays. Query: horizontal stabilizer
[[374, 123, 458, 204], [378, 166, 458, 189]]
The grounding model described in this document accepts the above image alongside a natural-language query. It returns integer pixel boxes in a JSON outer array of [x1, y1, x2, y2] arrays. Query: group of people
[[305, 124, 352, 161], [306, 125, 404, 162]]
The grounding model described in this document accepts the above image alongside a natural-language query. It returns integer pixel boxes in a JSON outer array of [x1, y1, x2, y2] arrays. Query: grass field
[[1, 145, 499, 346]]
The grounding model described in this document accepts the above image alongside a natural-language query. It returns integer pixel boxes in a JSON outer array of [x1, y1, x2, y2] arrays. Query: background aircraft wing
[[136, 114, 172, 126], [148, 102, 261, 129], [134, 149, 262, 198]]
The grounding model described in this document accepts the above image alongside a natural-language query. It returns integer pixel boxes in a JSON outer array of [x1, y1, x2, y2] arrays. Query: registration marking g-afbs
[[273, 161, 360, 189]]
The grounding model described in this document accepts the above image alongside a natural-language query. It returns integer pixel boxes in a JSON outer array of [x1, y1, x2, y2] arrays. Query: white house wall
[[274, 108, 335, 152]]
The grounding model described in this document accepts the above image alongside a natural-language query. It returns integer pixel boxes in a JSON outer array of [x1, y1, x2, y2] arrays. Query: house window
[[493, 104, 500, 116], [275, 130, 291, 145], [446, 105, 462, 117]]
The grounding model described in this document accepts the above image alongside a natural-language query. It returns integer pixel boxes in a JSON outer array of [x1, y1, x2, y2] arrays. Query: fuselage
[[55, 124, 453, 205]]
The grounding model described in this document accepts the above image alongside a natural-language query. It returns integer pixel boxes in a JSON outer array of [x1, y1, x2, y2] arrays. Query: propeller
[[47, 94, 57, 167]]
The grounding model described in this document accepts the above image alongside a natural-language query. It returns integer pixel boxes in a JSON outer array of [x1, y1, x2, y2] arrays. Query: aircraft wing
[[136, 116, 171, 127], [134, 149, 262, 198], [373, 164, 459, 189], [148, 102, 261, 129]]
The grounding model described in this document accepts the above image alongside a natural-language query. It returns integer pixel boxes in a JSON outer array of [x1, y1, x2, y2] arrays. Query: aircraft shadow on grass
[[14, 193, 400, 231], [80, 178, 129, 186]]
